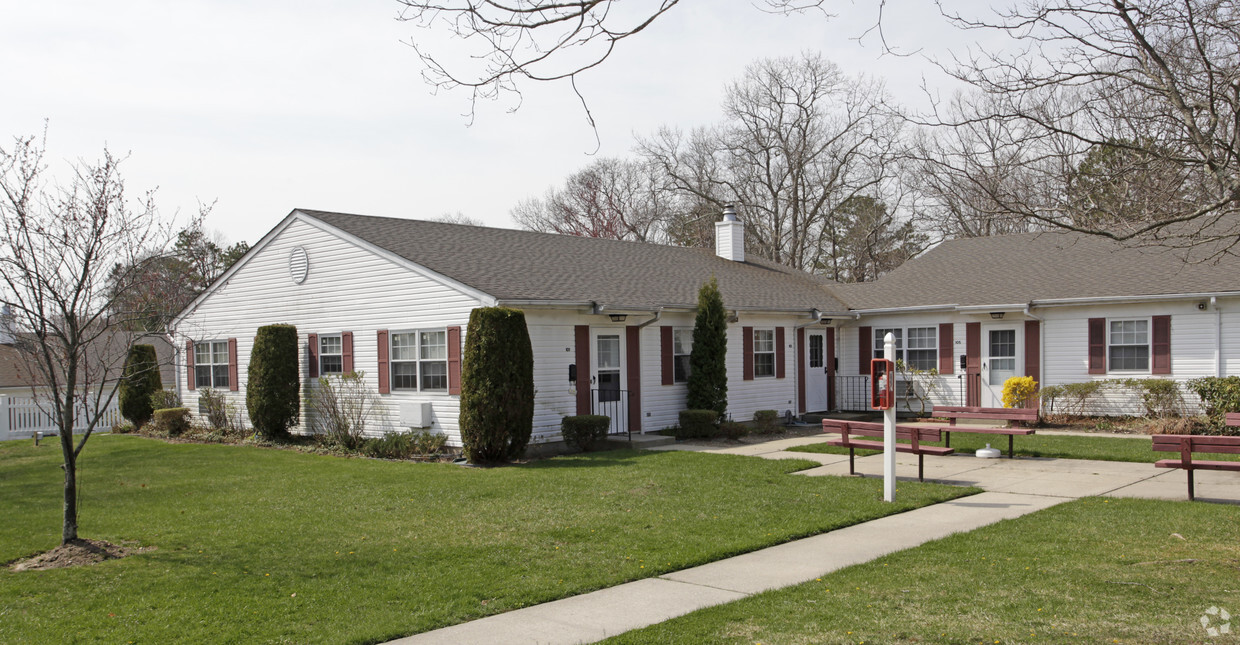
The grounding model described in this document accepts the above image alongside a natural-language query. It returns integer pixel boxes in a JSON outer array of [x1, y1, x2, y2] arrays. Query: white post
[[883, 332, 896, 503]]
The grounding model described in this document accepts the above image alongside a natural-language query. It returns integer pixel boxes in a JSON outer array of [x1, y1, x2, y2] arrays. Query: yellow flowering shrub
[[1002, 376, 1039, 409]]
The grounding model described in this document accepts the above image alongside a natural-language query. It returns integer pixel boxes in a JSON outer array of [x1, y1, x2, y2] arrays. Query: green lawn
[[605, 497, 1240, 644], [0, 435, 972, 644], [790, 430, 1240, 463]]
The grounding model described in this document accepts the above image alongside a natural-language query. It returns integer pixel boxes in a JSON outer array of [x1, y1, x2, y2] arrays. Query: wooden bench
[[1153, 413, 1240, 500], [913, 405, 1039, 458], [821, 419, 953, 482]]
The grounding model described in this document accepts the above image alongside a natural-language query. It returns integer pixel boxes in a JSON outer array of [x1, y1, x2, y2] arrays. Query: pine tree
[[687, 276, 728, 417], [247, 324, 300, 439], [459, 307, 535, 464], [118, 344, 162, 427]]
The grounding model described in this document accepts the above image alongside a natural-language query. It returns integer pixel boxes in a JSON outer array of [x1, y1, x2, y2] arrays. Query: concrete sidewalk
[[390, 438, 1239, 645]]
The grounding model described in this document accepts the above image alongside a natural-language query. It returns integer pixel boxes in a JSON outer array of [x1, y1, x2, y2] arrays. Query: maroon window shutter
[[660, 326, 674, 386], [775, 327, 786, 379], [826, 329, 837, 410], [796, 328, 806, 412], [1087, 318, 1106, 374], [575, 325, 590, 415], [742, 326, 754, 381], [447, 326, 462, 394], [227, 338, 239, 391], [1024, 320, 1040, 383], [307, 333, 319, 378], [186, 340, 196, 390], [938, 323, 954, 374], [858, 326, 872, 375], [626, 326, 641, 433], [966, 322, 981, 407], [1151, 315, 1171, 375], [377, 330, 390, 394], [342, 331, 354, 374]]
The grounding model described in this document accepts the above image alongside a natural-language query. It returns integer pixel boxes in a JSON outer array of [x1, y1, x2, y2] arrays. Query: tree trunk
[[60, 430, 78, 544]]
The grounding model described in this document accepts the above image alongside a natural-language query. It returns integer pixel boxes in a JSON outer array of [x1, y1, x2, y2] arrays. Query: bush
[[687, 277, 728, 418], [306, 372, 381, 450], [561, 415, 610, 451], [119, 344, 162, 427], [1001, 376, 1038, 409], [1187, 376, 1240, 432], [150, 389, 181, 411], [720, 420, 749, 440], [1119, 378, 1186, 418], [1041, 381, 1104, 417], [362, 429, 448, 459], [752, 409, 781, 435], [111, 421, 135, 434], [460, 307, 535, 464], [152, 408, 190, 437], [676, 409, 719, 439], [198, 388, 229, 430], [247, 324, 300, 440]]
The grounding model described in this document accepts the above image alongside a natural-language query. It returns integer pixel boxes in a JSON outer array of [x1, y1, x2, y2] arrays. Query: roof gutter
[[1030, 291, 1240, 307], [794, 309, 829, 329]]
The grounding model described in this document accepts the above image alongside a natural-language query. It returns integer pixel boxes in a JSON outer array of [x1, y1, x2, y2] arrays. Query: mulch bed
[[8, 538, 151, 572]]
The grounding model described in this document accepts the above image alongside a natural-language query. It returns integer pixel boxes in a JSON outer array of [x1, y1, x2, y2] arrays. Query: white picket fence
[[0, 394, 122, 441]]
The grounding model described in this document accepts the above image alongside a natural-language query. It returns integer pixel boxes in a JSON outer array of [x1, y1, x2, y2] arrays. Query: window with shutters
[[1108, 319, 1149, 371], [673, 328, 692, 383], [194, 341, 230, 389], [319, 334, 343, 375], [391, 329, 448, 391], [753, 329, 775, 378]]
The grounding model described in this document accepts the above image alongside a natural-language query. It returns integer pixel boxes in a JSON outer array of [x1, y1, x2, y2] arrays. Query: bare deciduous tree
[[512, 157, 672, 242], [641, 53, 913, 277], [930, 0, 1240, 252], [395, 0, 837, 124], [0, 133, 177, 545]]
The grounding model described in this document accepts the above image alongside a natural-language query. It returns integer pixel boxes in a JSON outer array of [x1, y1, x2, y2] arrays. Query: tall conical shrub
[[687, 276, 728, 418], [247, 324, 300, 439], [119, 343, 162, 427], [459, 307, 534, 464]]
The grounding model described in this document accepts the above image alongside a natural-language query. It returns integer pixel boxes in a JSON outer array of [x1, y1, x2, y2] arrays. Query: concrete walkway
[[390, 437, 1240, 645]]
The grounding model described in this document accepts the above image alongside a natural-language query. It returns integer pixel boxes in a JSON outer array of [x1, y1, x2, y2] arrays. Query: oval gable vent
[[289, 247, 309, 284]]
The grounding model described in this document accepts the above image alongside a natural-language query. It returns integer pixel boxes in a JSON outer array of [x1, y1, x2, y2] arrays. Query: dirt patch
[[8, 538, 150, 572]]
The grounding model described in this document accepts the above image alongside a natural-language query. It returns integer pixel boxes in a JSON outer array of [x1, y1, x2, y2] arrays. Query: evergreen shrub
[[119, 344, 162, 427], [561, 415, 610, 451], [677, 409, 719, 439], [459, 307, 534, 464], [247, 324, 300, 440]]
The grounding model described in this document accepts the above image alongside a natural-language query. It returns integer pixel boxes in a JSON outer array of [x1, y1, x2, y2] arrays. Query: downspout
[[1213, 296, 1222, 377], [635, 308, 663, 329], [794, 309, 826, 329]]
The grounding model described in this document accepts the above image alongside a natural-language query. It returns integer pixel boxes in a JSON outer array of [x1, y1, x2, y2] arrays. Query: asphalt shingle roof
[[299, 210, 850, 313], [833, 230, 1240, 309]]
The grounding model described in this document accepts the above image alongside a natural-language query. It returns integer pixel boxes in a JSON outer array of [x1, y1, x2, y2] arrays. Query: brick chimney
[[714, 204, 744, 262]]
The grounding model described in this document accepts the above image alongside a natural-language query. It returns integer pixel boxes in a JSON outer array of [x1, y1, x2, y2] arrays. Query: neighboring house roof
[[0, 333, 175, 390], [833, 231, 1240, 310], [300, 209, 851, 313]]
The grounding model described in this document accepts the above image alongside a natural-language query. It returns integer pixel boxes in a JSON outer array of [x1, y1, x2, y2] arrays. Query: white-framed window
[[1108, 319, 1149, 371], [194, 340, 230, 389], [673, 328, 692, 383], [874, 327, 937, 371], [319, 334, 343, 375], [753, 329, 775, 378], [391, 330, 448, 391]]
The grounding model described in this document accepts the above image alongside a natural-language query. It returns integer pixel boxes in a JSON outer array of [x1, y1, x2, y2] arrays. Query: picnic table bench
[[908, 405, 1039, 458], [1153, 413, 1240, 500], [821, 419, 953, 482]]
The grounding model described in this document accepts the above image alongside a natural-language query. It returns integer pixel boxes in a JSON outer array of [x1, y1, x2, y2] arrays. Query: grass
[[604, 497, 1240, 644], [0, 435, 972, 644], [789, 430, 1240, 463]]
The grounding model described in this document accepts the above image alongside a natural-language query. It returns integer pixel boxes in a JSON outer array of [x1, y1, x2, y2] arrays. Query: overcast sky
[[0, 1, 999, 247]]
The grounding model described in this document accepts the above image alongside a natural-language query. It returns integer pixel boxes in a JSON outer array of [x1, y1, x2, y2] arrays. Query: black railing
[[591, 388, 631, 442], [835, 375, 872, 412]]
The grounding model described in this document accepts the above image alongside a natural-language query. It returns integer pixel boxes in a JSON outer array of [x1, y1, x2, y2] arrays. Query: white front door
[[981, 324, 1022, 408], [591, 329, 626, 433], [805, 330, 829, 412]]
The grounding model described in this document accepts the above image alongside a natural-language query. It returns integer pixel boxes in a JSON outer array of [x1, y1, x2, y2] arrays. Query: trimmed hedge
[[561, 415, 610, 452], [677, 409, 719, 439], [119, 344, 162, 427], [752, 409, 781, 435], [687, 277, 728, 418], [152, 407, 190, 437], [247, 324, 300, 440], [459, 307, 535, 464]]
